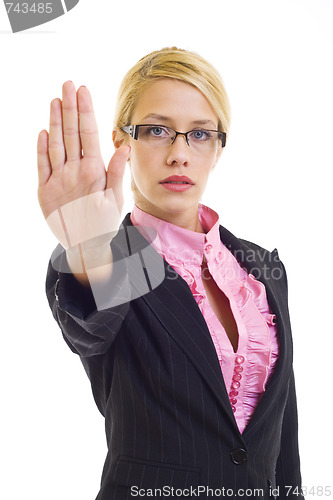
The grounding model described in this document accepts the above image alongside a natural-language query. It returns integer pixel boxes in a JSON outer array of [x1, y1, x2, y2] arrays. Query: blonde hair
[[114, 47, 231, 137]]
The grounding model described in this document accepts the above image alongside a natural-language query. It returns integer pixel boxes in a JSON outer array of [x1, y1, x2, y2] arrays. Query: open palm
[[37, 81, 130, 249]]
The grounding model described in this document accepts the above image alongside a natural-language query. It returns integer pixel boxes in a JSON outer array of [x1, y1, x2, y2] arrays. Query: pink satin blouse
[[130, 204, 279, 433]]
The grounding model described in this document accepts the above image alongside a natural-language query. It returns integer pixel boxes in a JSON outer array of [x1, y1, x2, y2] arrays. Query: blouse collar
[[130, 204, 223, 266]]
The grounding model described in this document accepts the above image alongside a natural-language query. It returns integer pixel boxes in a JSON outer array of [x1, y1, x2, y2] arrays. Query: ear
[[112, 127, 127, 149]]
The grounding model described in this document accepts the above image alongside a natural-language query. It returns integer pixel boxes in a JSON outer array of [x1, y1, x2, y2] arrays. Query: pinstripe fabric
[[46, 214, 303, 499]]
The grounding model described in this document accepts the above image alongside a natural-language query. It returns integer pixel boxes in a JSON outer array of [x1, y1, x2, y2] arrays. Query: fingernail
[[127, 146, 131, 154]]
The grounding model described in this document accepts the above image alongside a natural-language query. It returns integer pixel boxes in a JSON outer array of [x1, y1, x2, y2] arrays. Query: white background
[[1, 0, 332, 498]]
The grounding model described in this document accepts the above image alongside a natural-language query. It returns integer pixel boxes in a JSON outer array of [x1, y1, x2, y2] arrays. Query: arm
[[37, 81, 132, 356], [275, 256, 303, 497], [37, 81, 130, 286], [46, 243, 131, 357], [275, 370, 304, 499]]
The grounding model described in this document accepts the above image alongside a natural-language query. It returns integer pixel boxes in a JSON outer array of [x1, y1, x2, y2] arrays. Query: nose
[[166, 134, 190, 167]]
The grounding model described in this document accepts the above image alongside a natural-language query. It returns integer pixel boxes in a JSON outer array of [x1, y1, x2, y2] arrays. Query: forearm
[[46, 250, 131, 357]]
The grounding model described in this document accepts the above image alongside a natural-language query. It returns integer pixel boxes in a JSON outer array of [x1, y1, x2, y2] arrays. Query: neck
[[135, 202, 205, 233]]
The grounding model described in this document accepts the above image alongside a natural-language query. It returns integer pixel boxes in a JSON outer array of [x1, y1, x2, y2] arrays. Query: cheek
[[131, 148, 162, 177], [200, 156, 216, 176], [206, 154, 219, 173]]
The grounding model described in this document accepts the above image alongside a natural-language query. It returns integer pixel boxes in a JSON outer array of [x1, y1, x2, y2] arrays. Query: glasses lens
[[137, 125, 173, 145], [187, 130, 220, 150], [135, 126, 223, 150]]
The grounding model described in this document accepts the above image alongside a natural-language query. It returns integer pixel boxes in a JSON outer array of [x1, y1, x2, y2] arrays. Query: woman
[[38, 47, 303, 499]]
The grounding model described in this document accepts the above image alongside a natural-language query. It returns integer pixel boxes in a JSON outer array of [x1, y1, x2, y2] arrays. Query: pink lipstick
[[160, 175, 194, 192]]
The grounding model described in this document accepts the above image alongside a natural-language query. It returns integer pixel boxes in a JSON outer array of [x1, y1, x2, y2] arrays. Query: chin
[[134, 186, 200, 217], [154, 197, 199, 216]]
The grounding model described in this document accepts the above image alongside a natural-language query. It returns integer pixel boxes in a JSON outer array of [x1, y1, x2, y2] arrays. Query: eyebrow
[[140, 114, 217, 127]]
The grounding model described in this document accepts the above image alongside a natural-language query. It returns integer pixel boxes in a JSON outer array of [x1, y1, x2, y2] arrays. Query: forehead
[[131, 78, 218, 125]]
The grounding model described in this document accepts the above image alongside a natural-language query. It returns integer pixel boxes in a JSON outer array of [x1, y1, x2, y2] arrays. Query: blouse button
[[230, 398, 237, 405], [234, 366, 243, 374], [229, 390, 238, 397], [232, 381, 240, 390], [232, 373, 242, 382], [235, 355, 245, 365], [205, 244, 213, 253]]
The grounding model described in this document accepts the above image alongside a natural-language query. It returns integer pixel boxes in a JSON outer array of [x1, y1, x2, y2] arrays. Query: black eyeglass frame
[[121, 124, 227, 148]]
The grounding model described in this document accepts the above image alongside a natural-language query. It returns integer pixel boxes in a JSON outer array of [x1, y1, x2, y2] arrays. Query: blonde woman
[[38, 48, 303, 499]]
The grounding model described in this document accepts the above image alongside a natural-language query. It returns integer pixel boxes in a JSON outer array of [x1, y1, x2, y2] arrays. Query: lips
[[159, 175, 194, 192], [160, 175, 194, 185]]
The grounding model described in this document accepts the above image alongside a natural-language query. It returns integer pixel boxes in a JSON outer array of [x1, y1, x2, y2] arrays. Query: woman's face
[[123, 78, 222, 229]]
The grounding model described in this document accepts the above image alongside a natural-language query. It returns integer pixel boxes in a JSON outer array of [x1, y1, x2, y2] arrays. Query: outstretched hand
[[37, 81, 130, 250]]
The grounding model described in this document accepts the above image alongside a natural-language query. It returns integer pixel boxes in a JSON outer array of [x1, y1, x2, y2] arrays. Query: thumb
[[106, 145, 131, 207]]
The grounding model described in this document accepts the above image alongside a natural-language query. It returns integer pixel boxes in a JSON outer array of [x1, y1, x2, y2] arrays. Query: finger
[[106, 145, 131, 206], [62, 81, 81, 163], [77, 86, 101, 159], [37, 130, 51, 185], [48, 98, 66, 171]]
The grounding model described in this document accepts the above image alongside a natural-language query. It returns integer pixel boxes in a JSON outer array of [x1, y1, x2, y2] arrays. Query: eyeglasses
[[121, 124, 226, 151]]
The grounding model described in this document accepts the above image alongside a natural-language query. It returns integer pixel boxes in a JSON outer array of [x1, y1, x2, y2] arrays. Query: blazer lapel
[[142, 261, 240, 426], [119, 214, 238, 428], [219, 225, 293, 436]]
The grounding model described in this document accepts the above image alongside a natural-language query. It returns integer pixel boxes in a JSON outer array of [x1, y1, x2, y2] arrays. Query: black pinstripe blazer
[[46, 214, 303, 500]]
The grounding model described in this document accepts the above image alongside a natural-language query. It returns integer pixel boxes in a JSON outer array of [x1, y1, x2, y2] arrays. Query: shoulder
[[219, 223, 279, 260], [238, 237, 281, 266], [219, 224, 288, 288]]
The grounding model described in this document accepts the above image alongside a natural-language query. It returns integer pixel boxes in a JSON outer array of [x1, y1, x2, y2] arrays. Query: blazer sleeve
[[275, 369, 304, 498], [274, 258, 303, 498], [46, 240, 131, 357]]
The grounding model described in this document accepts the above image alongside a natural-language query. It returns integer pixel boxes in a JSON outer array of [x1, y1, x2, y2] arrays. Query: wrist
[[66, 239, 112, 274]]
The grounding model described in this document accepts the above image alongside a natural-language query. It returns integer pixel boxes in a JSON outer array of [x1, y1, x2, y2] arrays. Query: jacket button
[[230, 448, 247, 465]]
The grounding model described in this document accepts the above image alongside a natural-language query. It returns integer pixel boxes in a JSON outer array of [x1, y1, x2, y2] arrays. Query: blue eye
[[147, 126, 169, 137], [137, 125, 172, 142], [189, 129, 211, 141], [152, 127, 163, 136]]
